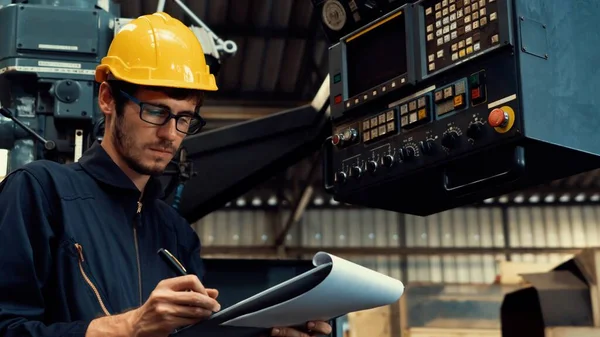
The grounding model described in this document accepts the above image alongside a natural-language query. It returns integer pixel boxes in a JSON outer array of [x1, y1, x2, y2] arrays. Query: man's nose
[[157, 118, 178, 140]]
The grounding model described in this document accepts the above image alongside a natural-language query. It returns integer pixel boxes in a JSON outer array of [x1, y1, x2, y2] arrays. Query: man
[[0, 12, 332, 337]]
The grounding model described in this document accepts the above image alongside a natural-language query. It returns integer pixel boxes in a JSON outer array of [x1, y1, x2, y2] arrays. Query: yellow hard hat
[[95, 12, 218, 91]]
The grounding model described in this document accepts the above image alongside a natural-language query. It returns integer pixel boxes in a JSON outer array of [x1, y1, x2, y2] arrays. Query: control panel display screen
[[345, 11, 408, 98], [423, 0, 501, 73]]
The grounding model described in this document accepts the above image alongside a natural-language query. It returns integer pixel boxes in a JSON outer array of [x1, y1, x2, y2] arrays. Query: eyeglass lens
[[141, 103, 202, 134]]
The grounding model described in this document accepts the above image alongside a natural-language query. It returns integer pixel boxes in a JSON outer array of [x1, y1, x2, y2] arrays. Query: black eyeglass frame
[[119, 89, 207, 135]]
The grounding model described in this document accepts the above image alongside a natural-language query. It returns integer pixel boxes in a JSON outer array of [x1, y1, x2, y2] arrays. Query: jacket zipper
[[74, 243, 111, 316], [134, 200, 143, 306]]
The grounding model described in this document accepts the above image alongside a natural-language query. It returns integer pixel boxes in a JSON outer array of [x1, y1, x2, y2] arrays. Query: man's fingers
[[171, 303, 215, 319], [162, 290, 221, 312], [156, 303, 212, 323], [307, 321, 332, 335], [161, 275, 208, 295], [271, 327, 311, 337], [206, 288, 219, 299]]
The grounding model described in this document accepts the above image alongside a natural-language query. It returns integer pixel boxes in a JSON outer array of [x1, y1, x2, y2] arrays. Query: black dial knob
[[441, 130, 461, 150], [367, 160, 378, 174], [335, 171, 347, 184], [351, 166, 362, 179], [382, 154, 395, 168], [420, 139, 436, 155], [399, 146, 415, 161], [466, 121, 485, 140]]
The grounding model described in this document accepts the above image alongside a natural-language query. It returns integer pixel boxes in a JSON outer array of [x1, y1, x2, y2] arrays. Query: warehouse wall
[[192, 205, 600, 284]]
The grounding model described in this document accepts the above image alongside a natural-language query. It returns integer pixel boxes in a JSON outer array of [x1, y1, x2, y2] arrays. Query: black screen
[[346, 12, 408, 98]]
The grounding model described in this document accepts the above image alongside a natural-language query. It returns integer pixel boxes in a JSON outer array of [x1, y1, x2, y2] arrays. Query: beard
[[113, 114, 176, 176]]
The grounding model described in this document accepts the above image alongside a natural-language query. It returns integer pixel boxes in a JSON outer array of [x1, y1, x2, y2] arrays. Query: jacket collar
[[78, 142, 165, 200]]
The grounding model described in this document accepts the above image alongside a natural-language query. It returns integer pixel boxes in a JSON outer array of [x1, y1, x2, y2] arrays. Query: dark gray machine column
[[0, 1, 117, 174]]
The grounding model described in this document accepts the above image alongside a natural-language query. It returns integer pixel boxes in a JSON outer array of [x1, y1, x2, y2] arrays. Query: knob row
[[335, 141, 438, 184]]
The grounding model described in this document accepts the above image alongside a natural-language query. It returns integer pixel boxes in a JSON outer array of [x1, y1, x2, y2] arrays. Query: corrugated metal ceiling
[[114, 0, 329, 106]]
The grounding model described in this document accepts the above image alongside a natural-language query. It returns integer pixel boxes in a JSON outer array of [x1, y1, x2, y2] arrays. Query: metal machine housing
[[323, 0, 600, 216]]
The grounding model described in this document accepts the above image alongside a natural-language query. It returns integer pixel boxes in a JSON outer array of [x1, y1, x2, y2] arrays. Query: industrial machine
[[0, 0, 116, 169], [319, 0, 600, 216]]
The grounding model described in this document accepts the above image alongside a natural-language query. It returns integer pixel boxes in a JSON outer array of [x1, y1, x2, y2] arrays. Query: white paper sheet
[[221, 251, 405, 328]]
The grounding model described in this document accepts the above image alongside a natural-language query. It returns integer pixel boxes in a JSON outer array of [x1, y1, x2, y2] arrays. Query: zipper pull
[[135, 201, 143, 227], [75, 243, 84, 262]]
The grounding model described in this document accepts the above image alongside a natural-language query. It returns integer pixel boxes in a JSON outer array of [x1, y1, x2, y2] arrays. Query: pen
[[157, 248, 187, 276]]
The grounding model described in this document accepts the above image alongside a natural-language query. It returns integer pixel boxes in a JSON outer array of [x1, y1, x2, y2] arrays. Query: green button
[[469, 74, 479, 86], [334, 73, 341, 83]]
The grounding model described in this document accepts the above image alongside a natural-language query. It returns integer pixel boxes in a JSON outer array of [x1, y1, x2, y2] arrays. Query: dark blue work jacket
[[0, 143, 205, 337]]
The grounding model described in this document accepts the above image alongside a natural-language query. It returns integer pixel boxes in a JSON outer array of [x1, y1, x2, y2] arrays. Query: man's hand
[[86, 275, 220, 337], [270, 321, 332, 337], [128, 275, 221, 337]]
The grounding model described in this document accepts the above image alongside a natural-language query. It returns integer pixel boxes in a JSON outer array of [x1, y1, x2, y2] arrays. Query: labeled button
[[401, 115, 409, 127], [443, 86, 454, 99], [400, 104, 408, 115], [454, 80, 466, 95], [471, 85, 486, 105], [434, 90, 444, 102], [453, 94, 465, 109], [386, 110, 395, 121], [409, 112, 418, 123], [363, 132, 371, 142]]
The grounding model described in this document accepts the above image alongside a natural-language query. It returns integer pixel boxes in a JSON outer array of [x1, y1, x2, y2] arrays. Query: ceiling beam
[[201, 105, 290, 120]]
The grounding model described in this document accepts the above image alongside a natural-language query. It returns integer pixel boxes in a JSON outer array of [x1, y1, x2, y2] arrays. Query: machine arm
[[161, 77, 332, 223]]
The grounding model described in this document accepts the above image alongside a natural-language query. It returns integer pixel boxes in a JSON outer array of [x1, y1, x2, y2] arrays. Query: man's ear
[[98, 81, 115, 120]]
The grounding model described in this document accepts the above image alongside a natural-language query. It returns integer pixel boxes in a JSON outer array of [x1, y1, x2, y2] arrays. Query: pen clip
[[163, 248, 187, 274]]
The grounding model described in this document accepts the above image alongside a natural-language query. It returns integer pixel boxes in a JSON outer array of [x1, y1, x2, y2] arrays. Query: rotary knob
[[367, 160, 378, 174], [466, 121, 485, 140], [441, 130, 461, 150], [351, 166, 362, 179], [420, 139, 436, 155], [382, 154, 395, 168], [399, 146, 415, 161], [335, 171, 347, 184]]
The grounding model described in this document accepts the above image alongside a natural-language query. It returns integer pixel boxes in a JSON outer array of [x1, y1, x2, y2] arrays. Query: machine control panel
[[325, 0, 519, 202]]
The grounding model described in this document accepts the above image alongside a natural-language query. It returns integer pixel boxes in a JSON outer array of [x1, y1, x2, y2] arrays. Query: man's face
[[112, 88, 195, 176]]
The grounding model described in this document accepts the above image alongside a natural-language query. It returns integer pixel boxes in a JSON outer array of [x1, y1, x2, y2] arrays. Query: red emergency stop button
[[488, 108, 509, 128]]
